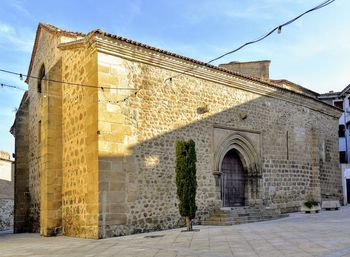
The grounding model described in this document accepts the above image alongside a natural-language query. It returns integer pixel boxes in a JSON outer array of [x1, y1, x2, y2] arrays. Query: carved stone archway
[[213, 133, 262, 207]]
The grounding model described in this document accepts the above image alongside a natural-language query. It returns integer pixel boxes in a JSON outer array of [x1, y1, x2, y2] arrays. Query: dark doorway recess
[[221, 149, 245, 207]]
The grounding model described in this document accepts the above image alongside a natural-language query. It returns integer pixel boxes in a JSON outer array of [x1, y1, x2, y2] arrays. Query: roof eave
[[92, 31, 340, 113], [339, 84, 350, 97]]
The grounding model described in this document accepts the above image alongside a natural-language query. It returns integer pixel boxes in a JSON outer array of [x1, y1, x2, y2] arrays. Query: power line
[[0, 0, 336, 87], [0, 82, 26, 91], [0, 79, 140, 104], [0, 68, 137, 91], [101, 91, 139, 104], [0, 80, 140, 104], [165, 0, 336, 82]]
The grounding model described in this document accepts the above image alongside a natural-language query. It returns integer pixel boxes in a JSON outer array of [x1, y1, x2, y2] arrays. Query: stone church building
[[12, 23, 342, 239]]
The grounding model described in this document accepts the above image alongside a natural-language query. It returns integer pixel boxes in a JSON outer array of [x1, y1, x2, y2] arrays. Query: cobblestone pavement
[[2, 207, 350, 257]]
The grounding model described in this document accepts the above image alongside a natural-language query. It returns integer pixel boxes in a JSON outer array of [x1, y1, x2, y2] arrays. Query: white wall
[[341, 164, 350, 205], [337, 97, 350, 163], [0, 160, 13, 181], [339, 113, 345, 125], [340, 137, 346, 151]]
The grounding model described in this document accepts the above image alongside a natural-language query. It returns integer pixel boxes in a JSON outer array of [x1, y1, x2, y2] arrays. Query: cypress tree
[[175, 139, 197, 231]]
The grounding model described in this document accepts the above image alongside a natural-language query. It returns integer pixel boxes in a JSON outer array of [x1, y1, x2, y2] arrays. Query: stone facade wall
[[97, 53, 142, 238], [39, 59, 63, 236], [22, 27, 95, 237], [15, 26, 342, 239], [61, 46, 99, 238], [95, 41, 341, 237], [21, 27, 99, 238]]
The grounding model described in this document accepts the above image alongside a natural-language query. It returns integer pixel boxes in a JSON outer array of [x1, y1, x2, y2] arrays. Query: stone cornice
[[0, 156, 13, 162], [91, 35, 340, 119], [58, 39, 87, 50], [58, 33, 96, 50], [212, 124, 261, 135]]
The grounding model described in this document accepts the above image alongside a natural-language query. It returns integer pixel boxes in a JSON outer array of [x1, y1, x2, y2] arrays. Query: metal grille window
[[340, 151, 347, 164], [339, 125, 345, 137]]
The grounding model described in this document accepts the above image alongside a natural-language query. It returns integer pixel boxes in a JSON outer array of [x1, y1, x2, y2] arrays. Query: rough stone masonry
[[11, 23, 342, 239]]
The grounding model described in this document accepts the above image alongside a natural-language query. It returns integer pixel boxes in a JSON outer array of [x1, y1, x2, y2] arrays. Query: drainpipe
[[343, 99, 348, 205]]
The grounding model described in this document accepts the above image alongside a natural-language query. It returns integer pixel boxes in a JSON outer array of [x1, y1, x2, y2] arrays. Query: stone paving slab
[[2, 207, 350, 256]]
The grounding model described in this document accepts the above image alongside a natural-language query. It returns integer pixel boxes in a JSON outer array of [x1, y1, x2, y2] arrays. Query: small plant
[[175, 139, 197, 231], [304, 194, 320, 208], [304, 200, 319, 208]]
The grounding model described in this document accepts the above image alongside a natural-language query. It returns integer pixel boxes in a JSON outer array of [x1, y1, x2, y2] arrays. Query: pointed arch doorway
[[221, 149, 245, 207]]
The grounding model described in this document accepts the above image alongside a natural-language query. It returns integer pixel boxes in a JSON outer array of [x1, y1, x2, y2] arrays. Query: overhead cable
[[0, 68, 137, 91], [165, 0, 336, 82]]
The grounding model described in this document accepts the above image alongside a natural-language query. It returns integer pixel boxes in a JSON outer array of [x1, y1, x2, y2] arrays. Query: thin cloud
[[9, 0, 34, 20], [181, 0, 308, 26], [0, 23, 13, 33], [128, 0, 142, 17], [0, 107, 17, 119], [279, 21, 350, 61], [263, 0, 305, 4], [224, 5, 274, 20], [0, 22, 34, 53], [182, 1, 276, 25]]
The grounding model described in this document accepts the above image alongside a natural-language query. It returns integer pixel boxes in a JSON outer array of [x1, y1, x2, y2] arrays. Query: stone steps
[[202, 207, 288, 226]]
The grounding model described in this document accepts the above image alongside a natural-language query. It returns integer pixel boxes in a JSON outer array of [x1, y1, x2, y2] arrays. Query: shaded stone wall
[[96, 46, 341, 237], [219, 60, 270, 80], [39, 60, 63, 236], [13, 98, 30, 232], [61, 46, 99, 239], [0, 199, 13, 230], [27, 30, 64, 232]]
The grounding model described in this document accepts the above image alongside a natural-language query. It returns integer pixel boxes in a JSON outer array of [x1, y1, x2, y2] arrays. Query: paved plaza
[[2, 207, 350, 257]]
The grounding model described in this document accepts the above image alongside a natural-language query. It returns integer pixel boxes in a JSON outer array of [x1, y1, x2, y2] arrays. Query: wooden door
[[221, 149, 245, 207]]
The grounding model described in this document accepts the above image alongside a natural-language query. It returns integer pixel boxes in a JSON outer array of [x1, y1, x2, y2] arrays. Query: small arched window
[[37, 65, 45, 93]]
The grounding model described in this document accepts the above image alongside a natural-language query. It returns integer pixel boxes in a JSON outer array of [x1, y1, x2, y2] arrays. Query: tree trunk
[[185, 216, 192, 231]]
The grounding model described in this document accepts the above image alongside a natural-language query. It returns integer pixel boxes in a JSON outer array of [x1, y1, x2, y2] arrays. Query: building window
[[339, 125, 345, 137], [38, 65, 45, 93], [325, 139, 331, 162], [340, 151, 347, 164], [38, 120, 41, 144], [333, 100, 343, 110]]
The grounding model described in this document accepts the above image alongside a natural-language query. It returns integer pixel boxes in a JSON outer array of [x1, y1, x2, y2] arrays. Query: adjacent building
[[11, 23, 342, 239], [0, 151, 14, 230], [319, 86, 350, 204]]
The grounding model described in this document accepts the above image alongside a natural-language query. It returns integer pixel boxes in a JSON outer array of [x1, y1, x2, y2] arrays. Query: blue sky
[[0, 0, 349, 154]]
